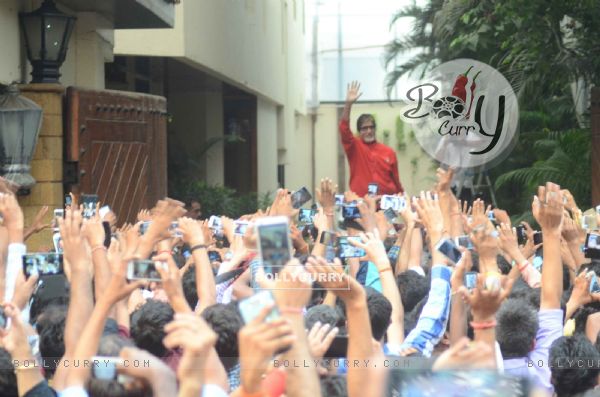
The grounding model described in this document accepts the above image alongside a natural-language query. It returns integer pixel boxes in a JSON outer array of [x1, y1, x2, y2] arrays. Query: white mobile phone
[[255, 216, 292, 275]]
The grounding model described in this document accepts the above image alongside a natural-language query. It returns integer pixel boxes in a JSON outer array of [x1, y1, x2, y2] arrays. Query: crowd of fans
[[0, 170, 598, 397]]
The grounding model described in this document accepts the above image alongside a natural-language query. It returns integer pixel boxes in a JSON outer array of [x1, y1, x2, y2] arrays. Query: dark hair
[[509, 280, 540, 309], [496, 299, 538, 358], [356, 114, 376, 132], [550, 335, 600, 397], [130, 300, 174, 358], [572, 301, 600, 336], [366, 287, 392, 341], [404, 294, 428, 336], [0, 349, 17, 397], [396, 271, 429, 312], [182, 266, 198, 309], [305, 304, 345, 331], [320, 375, 347, 397], [201, 303, 243, 370], [36, 304, 67, 378], [496, 255, 511, 275]]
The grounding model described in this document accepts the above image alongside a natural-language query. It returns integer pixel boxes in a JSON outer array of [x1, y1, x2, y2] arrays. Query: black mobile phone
[[516, 225, 527, 245], [435, 238, 462, 264], [342, 204, 360, 219], [324, 334, 348, 358], [81, 194, 99, 219], [256, 217, 292, 274], [102, 221, 111, 248], [336, 236, 366, 258], [0, 307, 6, 329], [585, 234, 600, 259], [298, 208, 316, 225], [367, 183, 378, 196], [127, 259, 163, 282], [22, 253, 64, 279], [139, 221, 151, 236], [533, 231, 543, 245], [384, 208, 397, 223], [208, 251, 222, 263], [320, 231, 335, 246], [290, 187, 312, 209]]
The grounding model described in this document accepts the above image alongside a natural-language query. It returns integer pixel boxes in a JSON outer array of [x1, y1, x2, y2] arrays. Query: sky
[[305, 0, 424, 102]]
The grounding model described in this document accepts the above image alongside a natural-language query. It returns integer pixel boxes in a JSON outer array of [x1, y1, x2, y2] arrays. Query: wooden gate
[[65, 87, 167, 224]]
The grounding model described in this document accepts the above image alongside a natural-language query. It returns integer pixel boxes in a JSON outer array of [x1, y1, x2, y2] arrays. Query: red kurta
[[339, 118, 404, 196]]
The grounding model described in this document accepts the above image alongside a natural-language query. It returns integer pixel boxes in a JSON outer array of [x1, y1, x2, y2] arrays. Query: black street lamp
[[19, 0, 76, 84], [0, 85, 43, 194]]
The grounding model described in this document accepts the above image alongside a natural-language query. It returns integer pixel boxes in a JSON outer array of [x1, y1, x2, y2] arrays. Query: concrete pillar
[[18, 84, 64, 251]]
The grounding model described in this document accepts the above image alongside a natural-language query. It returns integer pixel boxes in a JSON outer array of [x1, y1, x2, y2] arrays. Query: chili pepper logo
[[431, 66, 482, 120]]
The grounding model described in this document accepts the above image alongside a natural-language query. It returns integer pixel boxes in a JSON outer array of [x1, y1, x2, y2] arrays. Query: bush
[[170, 180, 271, 218]]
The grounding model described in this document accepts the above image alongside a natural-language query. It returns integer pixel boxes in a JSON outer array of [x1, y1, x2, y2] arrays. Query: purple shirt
[[503, 309, 563, 394]]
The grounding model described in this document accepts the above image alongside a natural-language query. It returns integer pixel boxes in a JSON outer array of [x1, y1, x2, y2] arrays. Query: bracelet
[[379, 267, 393, 274], [91, 245, 107, 254], [470, 319, 497, 330], [190, 244, 208, 253], [280, 307, 303, 315], [517, 260, 530, 272]]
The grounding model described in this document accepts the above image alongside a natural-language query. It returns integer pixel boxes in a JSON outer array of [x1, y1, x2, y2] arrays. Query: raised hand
[[307, 321, 339, 360], [147, 199, 186, 242], [432, 337, 495, 371], [412, 191, 444, 239], [153, 252, 190, 313], [177, 217, 205, 247], [316, 178, 338, 212], [435, 167, 454, 192], [496, 222, 520, 259], [532, 182, 564, 235], [58, 208, 90, 273], [350, 230, 390, 270], [306, 256, 364, 303], [459, 274, 514, 322], [137, 209, 152, 222], [81, 211, 105, 249], [346, 81, 362, 104], [24, 205, 50, 240], [0, 193, 24, 241]]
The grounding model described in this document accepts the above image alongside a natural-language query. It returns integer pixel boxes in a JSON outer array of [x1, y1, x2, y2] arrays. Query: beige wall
[[0, 0, 21, 84], [257, 98, 278, 194]]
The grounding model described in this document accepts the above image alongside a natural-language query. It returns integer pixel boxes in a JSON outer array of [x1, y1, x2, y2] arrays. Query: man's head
[[366, 287, 392, 341], [396, 271, 429, 313], [36, 304, 67, 378], [357, 114, 376, 143], [496, 299, 538, 358], [550, 335, 600, 397], [130, 300, 174, 358], [201, 303, 244, 370], [185, 200, 202, 219]]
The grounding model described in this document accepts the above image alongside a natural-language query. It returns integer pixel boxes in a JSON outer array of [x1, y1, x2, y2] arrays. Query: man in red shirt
[[339, 81, 404, 196]]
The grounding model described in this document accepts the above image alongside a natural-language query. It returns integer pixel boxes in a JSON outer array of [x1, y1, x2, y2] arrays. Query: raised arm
[[340, 81, 362, 150]]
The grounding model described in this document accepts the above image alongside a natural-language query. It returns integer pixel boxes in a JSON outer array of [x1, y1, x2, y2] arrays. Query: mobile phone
[[234, 221, 249, 235], [208, 251, 222, 263], [81, 194, 99, 219], [126, 259, 164, 282], [53, 209, 64, 219], [22, 253, 64, 279], [533, 231, 543, 245], [320, 231, 335, 246], [342, 204, 360, 219], [91, 356, 122, 380], [584, 234, 600, 259], [464, 271, 478, 291], [435, 238, 462, 264], [367, 183, 378, 196], [324, 334, 348, 358], [102, 221, 111, 248], [52, 232, 62, 253], [298, 208, 316, 225], [335, 194, 345, 206], [455, 235, 473, 250], [337, 236, 366, 258], [208, 215, 222, 230], [516, 225, 527, 245], [589, 272, 600, 293], [238, 290, 281, 324], [487, 211, 496, 222], [65, 195, 72, 207], [255, 216, 292, 274], [380, 195, 405, 212], [0, 307, 7, 329], [290, 187, 312, 209], [384, 208, 397, 223], [139, 221, 151, 235], [99, 205, 111, 220], [582, 214, 597, 231], [169, 222, 182, 238]]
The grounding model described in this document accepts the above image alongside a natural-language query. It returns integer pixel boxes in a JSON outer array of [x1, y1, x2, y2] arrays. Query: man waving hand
[[339, 81, 404, 196]]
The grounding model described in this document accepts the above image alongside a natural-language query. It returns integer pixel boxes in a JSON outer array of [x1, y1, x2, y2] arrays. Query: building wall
[[0, 0, 21, 84], [256, 98, 278, 194]]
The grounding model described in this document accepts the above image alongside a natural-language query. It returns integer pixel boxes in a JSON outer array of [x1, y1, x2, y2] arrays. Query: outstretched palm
[[346, 81, 362, 103]]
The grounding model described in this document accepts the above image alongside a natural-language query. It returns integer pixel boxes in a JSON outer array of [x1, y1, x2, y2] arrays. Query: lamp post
[[0, 85, 43, 194], [19, 0, 76, 84]]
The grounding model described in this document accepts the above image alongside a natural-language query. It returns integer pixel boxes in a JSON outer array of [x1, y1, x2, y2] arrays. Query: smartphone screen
[[52, 232, 62, 253], [22, 253, 64, 279], [324, 335, 348, 358], [342, 205, 360, 219], [298, 208, 316, 225], [435, 238, 462, 264], [337, 236, 366, 258], [65, 195, 72, 207], [256, 217, 292, 274], [169, 222, 182, 238], [0, 307, 7, 329], [381, 195, 405, 212], [139, 221, 151, 236], [585, 234, 600, 259], [384, 208, 397, 223], [234, 221, 249, 235], [81, 194, 99, 219], [54, 208, 64, 219], [533, 231, 543, 245], [590, 275, 600, 294], [367, 183, 378, 196], [464, 271, 478, 291], [291, 187, 312, 209], [208, 251, 222, 263], [238, 290, 281, 324], [320, 231, 335, 246], [455, 235, 473, 250], [208, 215, 222, 230], [126, 260, 163, 282], [335, 194, 345, 206]]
